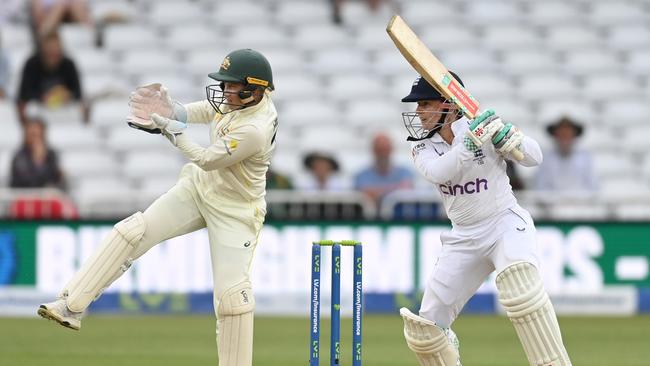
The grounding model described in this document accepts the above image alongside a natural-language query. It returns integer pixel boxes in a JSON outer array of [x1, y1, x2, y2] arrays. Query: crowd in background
[[1, 0, 601, 220], [280, 115, 597, 199], [2, 0, 89, 193]]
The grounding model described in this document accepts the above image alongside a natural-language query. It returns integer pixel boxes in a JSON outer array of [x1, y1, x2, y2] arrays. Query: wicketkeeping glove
[[151, 113, 187, 145], [127, 83, 174, 133], [465, 109, 505, 147], [492, 123, 524, 156]]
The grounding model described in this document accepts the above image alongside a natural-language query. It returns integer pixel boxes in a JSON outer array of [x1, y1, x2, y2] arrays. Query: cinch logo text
[[439, 178, 488, 196]]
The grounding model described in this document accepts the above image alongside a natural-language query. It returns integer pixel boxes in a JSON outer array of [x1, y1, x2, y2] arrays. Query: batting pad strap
[[496, 262, 572, 366], [65, 212, 145, 313], [217, 281, 255, 366], [400, 308, 459, 366]]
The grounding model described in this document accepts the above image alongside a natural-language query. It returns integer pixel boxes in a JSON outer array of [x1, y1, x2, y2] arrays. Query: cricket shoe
[[37, 299, 83, 331]]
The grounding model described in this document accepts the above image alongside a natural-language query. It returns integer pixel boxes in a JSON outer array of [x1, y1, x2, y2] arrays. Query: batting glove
[[492, 123, 524, 156], [465, 109, 505, 147]]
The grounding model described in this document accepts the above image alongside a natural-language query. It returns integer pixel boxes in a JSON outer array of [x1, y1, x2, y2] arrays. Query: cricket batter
[[38, 49, 278, 366], [399, 74, 572, 366]]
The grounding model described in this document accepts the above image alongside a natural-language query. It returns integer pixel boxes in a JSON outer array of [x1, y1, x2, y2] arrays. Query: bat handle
[[511, 147, 525, 161]]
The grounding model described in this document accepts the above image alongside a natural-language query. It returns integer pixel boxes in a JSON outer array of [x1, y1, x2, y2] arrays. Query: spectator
[[266, 169, 294, 190], [354, 132, 413, 204], [534, 116, 597, 191], [30, 0, 92, 39], [10, 117, 66, 190], [298, 152, 347, 191], [330, 0, 393, 25], [16, 31, 83, 124]]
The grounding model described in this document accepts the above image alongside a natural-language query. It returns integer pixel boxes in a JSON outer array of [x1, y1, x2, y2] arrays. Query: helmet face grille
[[206, 84, 226, 114], [205, 84, 238, 114], [401, 108, 458, 140]]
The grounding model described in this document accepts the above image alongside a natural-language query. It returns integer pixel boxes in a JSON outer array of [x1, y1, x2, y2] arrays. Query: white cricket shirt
[[410, 117, 542, 227], [174, 93, 278, 202]]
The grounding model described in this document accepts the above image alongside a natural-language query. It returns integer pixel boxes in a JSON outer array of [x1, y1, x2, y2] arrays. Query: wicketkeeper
[[399, 74, 572, 366], [38, 49, 278, 366]]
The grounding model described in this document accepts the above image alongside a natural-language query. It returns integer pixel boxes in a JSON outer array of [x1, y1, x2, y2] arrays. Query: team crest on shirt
[[473, 148, 485, 165]]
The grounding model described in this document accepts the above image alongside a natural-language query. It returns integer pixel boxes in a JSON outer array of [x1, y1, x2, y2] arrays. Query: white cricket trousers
[[131, 164, 265, 314], [419, 205, 539, 328]]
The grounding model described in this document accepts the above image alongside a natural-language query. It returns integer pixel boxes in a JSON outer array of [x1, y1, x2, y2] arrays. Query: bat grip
[[511, 147, 525, 161]]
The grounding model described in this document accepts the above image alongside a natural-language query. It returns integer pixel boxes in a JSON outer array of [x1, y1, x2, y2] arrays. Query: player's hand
[[492, 123, 524, 156], [127, 83, 173, 132], [151, 113, 187, 145], [466, 109, 505, 147]]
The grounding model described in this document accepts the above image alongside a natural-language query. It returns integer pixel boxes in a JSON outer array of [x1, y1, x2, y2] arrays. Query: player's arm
[[169, 121, 264, 171], [183, 100, 216, 124], [509, 135, 542, 167], [412, 143, 474, 184], [491, 124, 542, 167]]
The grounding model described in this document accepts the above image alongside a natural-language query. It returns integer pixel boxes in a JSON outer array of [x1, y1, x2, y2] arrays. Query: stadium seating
[[146, 1, 207, 26], [61, 151, 120, 184], [49, 125, 103, 154], [601, 100, 649, 128], [563, 49, 621, 76], [625, 50, 650, 76], [309, 48, 369, 75], [535, 100, 598, 126], [500, 49, 560, 76], [123, 151, 183, 184], [90, 0, 138, 23], [212, 2, 269, 26], [462, 1, 523, 24], [73, 48, 116, 74], [120, 49, 180, 76], [2, 0, 650, 220], [543, 25, 603, 51], [344, 100, 402, 128], [481, 24, 542, 51], [60, 24, 95, 51], [525, 2, 582, 26], [400, 1, 458, 27], [282, 100, 339, 129], [606, 25, 650, 52], [587, 1, 647, 26], [437, 49, 500, 74], [274, 2, 332, 26], [104, 24, 162, 51], [355, 24, 396, 52]]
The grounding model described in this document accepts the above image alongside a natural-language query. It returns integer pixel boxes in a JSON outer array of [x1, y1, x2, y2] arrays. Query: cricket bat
[[386, 15, 524, 161]]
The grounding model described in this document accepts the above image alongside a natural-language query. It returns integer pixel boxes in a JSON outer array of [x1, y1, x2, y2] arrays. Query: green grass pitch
[[2, 314, 649, 365]]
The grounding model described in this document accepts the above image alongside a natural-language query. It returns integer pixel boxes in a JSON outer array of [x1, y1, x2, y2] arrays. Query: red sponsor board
[[448, 79, 479, 116]]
